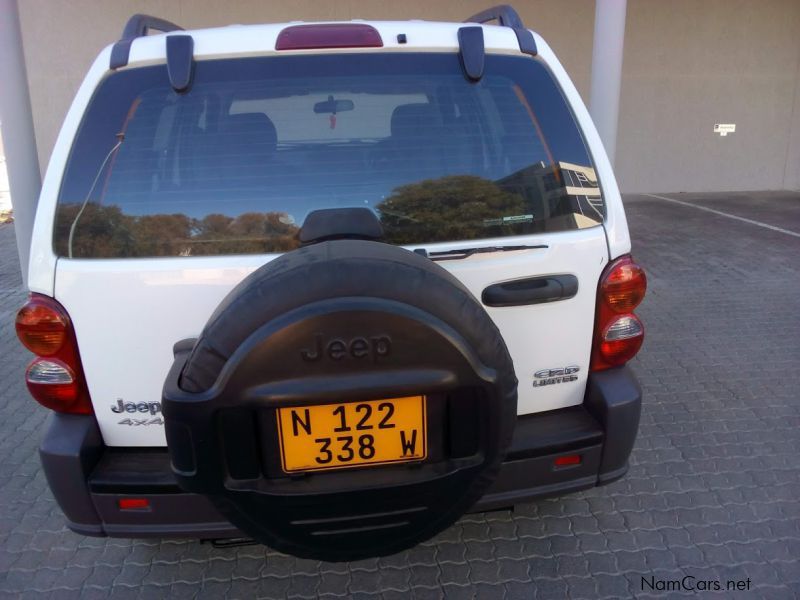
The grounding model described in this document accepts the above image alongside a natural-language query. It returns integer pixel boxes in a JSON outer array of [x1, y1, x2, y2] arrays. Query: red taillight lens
[[25, 359, 83, 412], [276, 24, 383, 51], [598, 315, 644, 365], [591, 256, 647, 371], [16, 294, 93, 414]]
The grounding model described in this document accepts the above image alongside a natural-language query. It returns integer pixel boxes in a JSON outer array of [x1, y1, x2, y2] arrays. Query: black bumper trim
[[67, 518, 239, 539], [39, 413, 103, 529], [67, 522, 105, 537], [584, 367, 643, 479], [475, 474, 598, 512], [42, 367, 642, 539], [504, 404, 602, 460], [90, 450, 180, 495], [597, 463, 630, 485], [102, 521, 239, 538]]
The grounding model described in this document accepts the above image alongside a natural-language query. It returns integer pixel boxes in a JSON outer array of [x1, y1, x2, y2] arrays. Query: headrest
[[225, 112, 278, 155], [390, 104, 440, 138]]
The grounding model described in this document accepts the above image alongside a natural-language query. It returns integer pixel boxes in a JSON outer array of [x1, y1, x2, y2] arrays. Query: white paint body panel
[[55, 229, 607, 446], [30, 20, 628, 447]]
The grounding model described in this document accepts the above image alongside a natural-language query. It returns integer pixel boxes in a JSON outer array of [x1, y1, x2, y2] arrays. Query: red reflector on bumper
[[118, 498, 150, 510], [554, 454, 581, 468]]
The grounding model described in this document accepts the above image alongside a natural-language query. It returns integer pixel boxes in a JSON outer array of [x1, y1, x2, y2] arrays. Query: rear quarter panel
[[532, 34, 631, 259]]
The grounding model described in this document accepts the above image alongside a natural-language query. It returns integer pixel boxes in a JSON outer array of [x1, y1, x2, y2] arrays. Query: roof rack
[[106, 8, 535, 72], [464, 4, 537, 56], [110, 14, 184, 69]]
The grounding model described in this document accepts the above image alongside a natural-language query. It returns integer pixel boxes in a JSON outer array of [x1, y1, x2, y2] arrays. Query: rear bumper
[[41, 367, 641, 539]]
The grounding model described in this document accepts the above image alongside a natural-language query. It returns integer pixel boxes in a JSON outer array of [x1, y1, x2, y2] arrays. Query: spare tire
[[163, 240, 517, 561]]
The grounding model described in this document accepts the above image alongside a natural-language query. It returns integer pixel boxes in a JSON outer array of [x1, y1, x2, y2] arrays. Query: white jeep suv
[[17, 5, 646, 561]]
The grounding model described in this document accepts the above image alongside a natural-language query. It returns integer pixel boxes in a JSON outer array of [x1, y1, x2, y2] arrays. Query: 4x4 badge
[[533, 366, 579, 387]]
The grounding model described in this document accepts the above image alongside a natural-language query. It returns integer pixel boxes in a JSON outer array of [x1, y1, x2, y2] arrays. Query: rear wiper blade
[[421, 244, 548, 261]]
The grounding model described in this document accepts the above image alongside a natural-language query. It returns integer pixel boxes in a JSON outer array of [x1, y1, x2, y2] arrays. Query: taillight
[[600, 259, 647, 311], [591, 256, 647, 371], [16, 299, 68, 355], [16, 294, 92, 414], [276, 24, 383, 51]]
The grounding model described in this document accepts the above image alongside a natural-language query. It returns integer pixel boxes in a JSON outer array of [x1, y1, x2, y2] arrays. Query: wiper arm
[[421, 244, 548, 261], [378, 208, 419, 223]]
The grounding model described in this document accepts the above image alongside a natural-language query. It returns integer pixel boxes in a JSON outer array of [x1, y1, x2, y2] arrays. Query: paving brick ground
[[1, 192, 799, 599]]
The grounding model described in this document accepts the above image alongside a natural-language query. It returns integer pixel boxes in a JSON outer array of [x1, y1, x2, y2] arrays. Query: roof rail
[[465, 5, 524, 28], [110, 14, 184, 69], [464, 4, 537, 56]]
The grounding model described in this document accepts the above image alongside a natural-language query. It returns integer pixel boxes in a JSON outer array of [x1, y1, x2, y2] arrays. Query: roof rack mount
[[110, 14, 184, 69], [457, 26, 485, 82], [464, 4, 537, 56]]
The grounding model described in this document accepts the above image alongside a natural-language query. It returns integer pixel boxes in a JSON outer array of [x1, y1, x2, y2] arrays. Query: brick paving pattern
[[0, 192, 798, 598]]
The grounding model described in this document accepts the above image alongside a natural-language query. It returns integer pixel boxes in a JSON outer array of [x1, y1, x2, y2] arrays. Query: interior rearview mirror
[[314, 95, 354, 114]]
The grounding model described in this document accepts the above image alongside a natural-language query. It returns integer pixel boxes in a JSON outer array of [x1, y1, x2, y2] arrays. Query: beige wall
[[16, 0, 800, 193], [0, 131, 10, 214], [786, 41, 800, 191], [18, 0, 594, 174], [616, 0, 800, 192]]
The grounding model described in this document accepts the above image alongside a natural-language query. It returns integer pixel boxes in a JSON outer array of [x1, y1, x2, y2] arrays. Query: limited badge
[[533, 366, 580, 387]]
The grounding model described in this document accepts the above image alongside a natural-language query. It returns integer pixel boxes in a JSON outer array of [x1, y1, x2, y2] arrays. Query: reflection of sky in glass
[[57, 53, 601, 254]]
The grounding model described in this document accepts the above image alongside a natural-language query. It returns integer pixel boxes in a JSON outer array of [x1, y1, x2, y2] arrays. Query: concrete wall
[[15, 0, 800, 193]]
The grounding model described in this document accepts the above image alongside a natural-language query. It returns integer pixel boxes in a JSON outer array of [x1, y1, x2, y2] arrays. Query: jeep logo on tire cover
[[300, 333, 392, 362]]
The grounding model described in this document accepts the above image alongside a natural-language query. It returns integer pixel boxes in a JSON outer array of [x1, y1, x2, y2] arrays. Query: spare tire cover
[[169, 240, 517, 561]]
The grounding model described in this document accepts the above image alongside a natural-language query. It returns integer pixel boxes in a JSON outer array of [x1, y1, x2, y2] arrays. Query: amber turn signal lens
[[601, 257, 647, 312], [16, 300, 68, 356]]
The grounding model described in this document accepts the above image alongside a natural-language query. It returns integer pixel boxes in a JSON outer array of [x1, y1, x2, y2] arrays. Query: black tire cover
[[172, 240, 518, 560]]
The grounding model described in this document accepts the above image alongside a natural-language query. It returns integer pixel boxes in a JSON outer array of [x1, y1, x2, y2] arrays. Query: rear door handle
[[482, 274, 578, 307]]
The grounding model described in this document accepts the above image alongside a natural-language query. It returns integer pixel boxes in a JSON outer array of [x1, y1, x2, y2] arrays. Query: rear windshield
[[55, 53, 603, 258]]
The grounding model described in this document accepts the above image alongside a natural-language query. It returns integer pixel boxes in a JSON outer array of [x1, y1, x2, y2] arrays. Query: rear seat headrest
[[225, 113, 278, 155], [390, 103, 441, 138]]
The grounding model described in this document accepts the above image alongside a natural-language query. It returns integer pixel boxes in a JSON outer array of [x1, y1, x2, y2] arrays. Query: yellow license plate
[[276, 396, 427, 473]]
